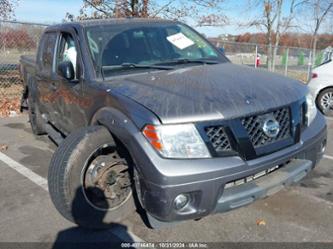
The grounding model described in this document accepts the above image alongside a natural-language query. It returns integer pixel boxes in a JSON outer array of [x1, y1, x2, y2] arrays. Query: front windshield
[[85, 22, 226, 78]]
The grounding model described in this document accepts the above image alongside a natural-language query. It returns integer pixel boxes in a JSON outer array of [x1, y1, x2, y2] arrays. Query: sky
[[13, 0, 323, 36], [15, 0, 81, 24], [13, 0, 254, 36]]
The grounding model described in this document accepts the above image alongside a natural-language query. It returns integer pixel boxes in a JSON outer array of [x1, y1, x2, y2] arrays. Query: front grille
[[205, 126, 232, 153], [241, 107, 291, 148]]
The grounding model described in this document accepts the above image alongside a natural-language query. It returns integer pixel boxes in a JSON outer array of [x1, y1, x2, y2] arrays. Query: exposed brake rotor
[[84, 153, 132, 209]]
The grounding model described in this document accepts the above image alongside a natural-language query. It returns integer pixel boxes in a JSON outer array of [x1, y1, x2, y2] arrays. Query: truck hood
[[107, 63, 308, 124]]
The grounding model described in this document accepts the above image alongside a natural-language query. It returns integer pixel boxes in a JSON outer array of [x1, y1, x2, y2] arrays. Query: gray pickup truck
[[20, 18, 327, 229]]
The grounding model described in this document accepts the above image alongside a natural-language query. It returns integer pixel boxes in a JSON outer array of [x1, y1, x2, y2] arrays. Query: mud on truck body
[[20, 18, 327, 229]]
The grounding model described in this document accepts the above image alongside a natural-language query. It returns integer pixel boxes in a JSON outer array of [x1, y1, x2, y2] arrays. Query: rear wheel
[[48, 126, 135, 229], [317, 88, 333, 117]]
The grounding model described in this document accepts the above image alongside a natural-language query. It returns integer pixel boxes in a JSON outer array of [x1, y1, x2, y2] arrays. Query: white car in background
[[308, 52, 333, 117]]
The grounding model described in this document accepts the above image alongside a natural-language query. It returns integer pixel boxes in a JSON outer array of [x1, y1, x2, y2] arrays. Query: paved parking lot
[[0, 114, 332, 245]]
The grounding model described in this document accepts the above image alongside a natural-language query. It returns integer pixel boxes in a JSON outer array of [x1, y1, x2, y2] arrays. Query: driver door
[[53, 31, 87, 134]]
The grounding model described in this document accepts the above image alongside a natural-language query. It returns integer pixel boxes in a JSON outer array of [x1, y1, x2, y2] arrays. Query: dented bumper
[[130, 112, 327, 227]]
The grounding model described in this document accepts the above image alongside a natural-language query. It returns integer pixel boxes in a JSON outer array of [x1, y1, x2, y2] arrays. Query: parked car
[[20, 18, 327, 229], [308, 57, 333, 117]]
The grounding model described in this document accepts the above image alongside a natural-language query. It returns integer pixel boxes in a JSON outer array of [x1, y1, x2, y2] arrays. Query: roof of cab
[[45, 18, 178, 32]]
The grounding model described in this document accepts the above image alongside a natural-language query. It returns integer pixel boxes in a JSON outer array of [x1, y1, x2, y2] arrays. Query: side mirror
[[58, 61, 75, 81]]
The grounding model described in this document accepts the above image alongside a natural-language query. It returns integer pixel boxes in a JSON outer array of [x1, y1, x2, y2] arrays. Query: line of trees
[[235, 32, 333, 50], [0, 28, 37, 51]]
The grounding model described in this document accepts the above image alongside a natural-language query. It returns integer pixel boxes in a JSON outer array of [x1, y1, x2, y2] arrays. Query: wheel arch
[[90, 107, 139, 140], [89, 107, 141, 170], [89, 107, 147, 208]]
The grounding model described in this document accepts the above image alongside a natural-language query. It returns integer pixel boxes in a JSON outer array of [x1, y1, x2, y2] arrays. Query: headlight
[[142, 124, 210, 159], [306, 93, 317, 126]]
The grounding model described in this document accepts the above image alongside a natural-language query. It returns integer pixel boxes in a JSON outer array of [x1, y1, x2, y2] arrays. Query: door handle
[[49, 82, 58, 91]]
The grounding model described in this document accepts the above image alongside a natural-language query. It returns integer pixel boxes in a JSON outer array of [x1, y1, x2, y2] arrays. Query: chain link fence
[[209, 40, 320, 83], [0, 20, 47, 100]]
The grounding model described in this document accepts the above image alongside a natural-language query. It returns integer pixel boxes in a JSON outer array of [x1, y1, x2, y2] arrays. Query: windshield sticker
[[166, 33, 195, 50]]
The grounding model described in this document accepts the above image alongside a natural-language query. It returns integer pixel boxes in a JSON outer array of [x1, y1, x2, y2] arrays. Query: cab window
[[56, 33, 78, 79]]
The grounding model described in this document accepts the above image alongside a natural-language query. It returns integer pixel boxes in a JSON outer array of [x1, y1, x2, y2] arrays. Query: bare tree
[[75, 0, 150, 19], [197, 14, 228, 27], [0, 0, 18, 53], [241, 1, 284, 70], [305, 0, 333, 65], [156, 0, 227, 25], [271, 0, 283, 71], [66, 0, 228, 27], [240, 0, 305, 71], [272, 0, 306, 71], [246, 1, 281, 70], [0, 0, 17, 20]]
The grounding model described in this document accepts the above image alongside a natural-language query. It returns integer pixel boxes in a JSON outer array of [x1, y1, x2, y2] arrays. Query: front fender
[[90, 107, 158, 180], [89, 89, 161, 155], [90, 107, 139, 147], [309, 78, 333, 98]]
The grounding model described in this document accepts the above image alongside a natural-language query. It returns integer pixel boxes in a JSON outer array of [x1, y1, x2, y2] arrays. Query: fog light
[[321, 139, 327, 153], [174, 194, 189, 210]]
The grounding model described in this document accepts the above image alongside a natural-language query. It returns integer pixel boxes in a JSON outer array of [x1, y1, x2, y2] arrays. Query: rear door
[[35, 31, 59, 123]]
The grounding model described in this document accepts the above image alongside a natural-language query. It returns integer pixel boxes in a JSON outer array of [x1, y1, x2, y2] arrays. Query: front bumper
[[130, 112, 327, 227], [214, 159, 311, 213]]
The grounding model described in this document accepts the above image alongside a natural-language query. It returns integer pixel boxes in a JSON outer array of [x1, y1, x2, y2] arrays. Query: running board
[[44, 123, 64, 145]]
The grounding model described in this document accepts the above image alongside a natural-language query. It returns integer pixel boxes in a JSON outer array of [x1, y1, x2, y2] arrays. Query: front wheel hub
[[84, 153, 132, 210]]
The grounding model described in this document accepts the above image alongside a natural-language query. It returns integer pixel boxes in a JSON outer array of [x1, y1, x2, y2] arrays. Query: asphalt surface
[[0, 114, 332, 245]]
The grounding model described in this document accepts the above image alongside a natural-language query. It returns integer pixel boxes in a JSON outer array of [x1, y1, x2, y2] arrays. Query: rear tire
[[48, 126, 135, 229], [317, 88, 333, 117]]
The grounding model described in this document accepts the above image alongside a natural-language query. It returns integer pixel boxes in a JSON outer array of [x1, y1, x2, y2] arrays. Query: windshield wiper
[[102, 63, 174, 72], [156, 58, 220, 66]]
